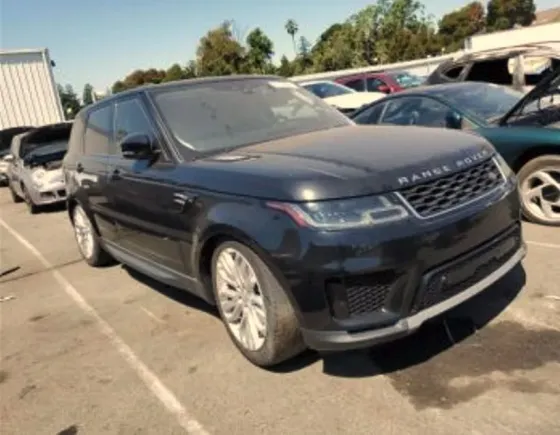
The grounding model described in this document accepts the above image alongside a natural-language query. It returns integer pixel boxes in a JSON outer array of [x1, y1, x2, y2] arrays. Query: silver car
[[7, 122, 72, 214]]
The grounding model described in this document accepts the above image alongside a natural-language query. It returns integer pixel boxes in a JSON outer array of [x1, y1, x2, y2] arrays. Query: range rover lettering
[[63, 76, 526, 367]]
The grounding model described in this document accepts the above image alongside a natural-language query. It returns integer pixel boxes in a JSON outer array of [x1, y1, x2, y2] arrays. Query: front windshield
[[434, 83, 529, 121], [390, 72, 424, 88], [153, 78, 351, 154], [301, 82, 354, 98]]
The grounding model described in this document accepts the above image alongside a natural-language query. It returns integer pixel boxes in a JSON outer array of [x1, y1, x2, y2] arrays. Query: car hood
[[186, 125, 496, 201], [500, 65, 560, 125], [323, 92, 386, 109]]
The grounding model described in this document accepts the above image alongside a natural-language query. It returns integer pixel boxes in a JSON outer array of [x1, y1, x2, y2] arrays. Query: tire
[[22, 185, 40, 214], [517, 155, 560, 227], [211, 241, 305, 367], [71, 203, 113, 267], [9, 182, 23, 203]]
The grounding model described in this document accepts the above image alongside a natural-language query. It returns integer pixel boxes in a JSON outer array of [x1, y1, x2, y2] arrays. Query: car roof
[[298, 79, 336, 86]]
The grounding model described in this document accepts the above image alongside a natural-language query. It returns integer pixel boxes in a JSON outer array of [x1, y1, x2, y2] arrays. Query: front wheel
[[22, 185, 39, 214], [9, 182, 23, 203], [518, 155, 560, 226], [71, 204, 113, 267], [211, 241, 305, 367]]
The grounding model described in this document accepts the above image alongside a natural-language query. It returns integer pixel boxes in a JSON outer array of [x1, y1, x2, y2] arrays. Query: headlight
[[494, 154, 513, 178], [32, 169, 46, 182], [267, 195, 409, 230]]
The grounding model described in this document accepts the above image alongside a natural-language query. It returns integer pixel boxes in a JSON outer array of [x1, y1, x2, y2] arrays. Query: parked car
[[7, 121, 72, 213], [351, 66, 560, 226], [335, 70, 425, 94], [63, 75, 525, 367], [0, 126, 34, 186], [298, 80, 385, 114], [425, 43, 560, 93]]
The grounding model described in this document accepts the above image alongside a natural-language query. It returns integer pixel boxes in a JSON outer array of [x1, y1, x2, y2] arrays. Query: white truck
[[0, 48, 65, 130]]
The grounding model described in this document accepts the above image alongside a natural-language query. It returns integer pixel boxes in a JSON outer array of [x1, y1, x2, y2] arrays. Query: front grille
[[410, 225, 521, 314], [399, 158, 504, 218]]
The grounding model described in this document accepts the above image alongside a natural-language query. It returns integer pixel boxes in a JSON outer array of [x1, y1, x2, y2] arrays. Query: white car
[[299, 80, 386, 114]]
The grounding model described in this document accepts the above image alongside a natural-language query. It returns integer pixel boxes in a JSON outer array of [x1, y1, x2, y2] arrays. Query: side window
[[379, 98, 421, 125], [444, 65, 465, 80], [84, 105, 113, 155], [366, 78, 386, 92], [114, 98, 155, 145], [345, 79, 365, 92], [414, 98, 454, 128], [352, 103, 386, 125]]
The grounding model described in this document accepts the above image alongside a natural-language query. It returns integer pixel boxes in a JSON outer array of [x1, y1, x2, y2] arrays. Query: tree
[[439, 2, 485, 51], [486, 0, 536, 31], [293, 36, 313, 74], [112, 80, 127, 94], [245, 27, 274, 73], [277, 55, 294, 77], [285, 19, 299, 54], [57, 84, 81, 120], [162, 63, 185, 83], [82, 83, 94, 106], [196, 22, 246, 76]]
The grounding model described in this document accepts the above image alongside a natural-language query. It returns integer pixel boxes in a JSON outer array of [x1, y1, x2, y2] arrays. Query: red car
[[335, 71, 425, 94]]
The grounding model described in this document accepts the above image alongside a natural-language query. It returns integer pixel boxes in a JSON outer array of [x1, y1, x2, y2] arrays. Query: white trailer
[[0, 48, 65, 130]]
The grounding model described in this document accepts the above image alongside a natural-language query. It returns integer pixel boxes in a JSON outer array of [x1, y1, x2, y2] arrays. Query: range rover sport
[[63, 76, 526, 367]]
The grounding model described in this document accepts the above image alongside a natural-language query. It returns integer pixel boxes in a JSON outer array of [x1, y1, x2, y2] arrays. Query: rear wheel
[[518, 155, 560, 226], [22, 185, 39, 214], [72, 204, 113, 267], [211, 241, 305, 367]]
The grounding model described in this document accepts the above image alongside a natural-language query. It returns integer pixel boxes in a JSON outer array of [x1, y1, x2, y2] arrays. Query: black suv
[[63, 75, 526, 367]]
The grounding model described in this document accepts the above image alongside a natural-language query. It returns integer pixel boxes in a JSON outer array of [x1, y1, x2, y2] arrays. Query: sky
[[1, 0, 558, 94]]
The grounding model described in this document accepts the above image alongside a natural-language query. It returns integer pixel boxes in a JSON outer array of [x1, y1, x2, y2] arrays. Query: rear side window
[[84, 105, 113, 155], [345, 79, 365, 91], [366, 78, 386, 92], [444, 65, 465, 79], [114, 98, 155, 144], [67, 116, 86, 154]]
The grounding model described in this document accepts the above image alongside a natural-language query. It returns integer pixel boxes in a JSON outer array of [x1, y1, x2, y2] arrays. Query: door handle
[[76, 163, 84, 173]]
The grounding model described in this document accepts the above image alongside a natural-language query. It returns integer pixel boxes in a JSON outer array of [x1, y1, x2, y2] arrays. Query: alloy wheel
[[215, 248, 267, 351], [520, 167, 560, 224], [73, 206, 95, 260]]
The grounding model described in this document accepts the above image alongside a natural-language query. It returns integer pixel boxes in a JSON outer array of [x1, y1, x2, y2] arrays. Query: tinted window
[[84, 105, 113, 155], [366, 78, 386, 92], [345, 79, 365, 92], [153, 78, 350, 154], [412, 98, 453, 127], [388, 72, 424, 88], [380, 98, 422, 125], [114, 98, 154, 144], [352, 103, 386, 124], [444, 65, 464, 79]]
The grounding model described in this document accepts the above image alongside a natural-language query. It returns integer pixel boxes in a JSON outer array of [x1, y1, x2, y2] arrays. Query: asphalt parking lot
[[1, 189, 559, 435]]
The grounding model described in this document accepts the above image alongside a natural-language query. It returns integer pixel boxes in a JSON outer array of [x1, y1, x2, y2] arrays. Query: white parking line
[[0, 218, 209, 435], [526, 240, 560, 250]]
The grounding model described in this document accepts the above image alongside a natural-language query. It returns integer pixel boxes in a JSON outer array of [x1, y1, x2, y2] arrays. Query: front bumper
[[29, 182, 67, 205], [301, 237, 526, 351], [265, 180, 524, 352]]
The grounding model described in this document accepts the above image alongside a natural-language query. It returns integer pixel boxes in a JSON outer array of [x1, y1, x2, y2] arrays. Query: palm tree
[[285, 19, 299, 55]]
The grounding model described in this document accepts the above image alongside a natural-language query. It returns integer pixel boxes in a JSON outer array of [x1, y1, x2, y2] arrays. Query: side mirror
[[378, 85, 391, 94], [445, 111, 463, 129], [119, 133, 157, 160], [3, 154, 14, 162]]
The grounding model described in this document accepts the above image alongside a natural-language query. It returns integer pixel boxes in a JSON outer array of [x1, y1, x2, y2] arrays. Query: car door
[[78, 103, 117, 242], [366, 77, 390, 93], [105, 95, 186, 273]]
